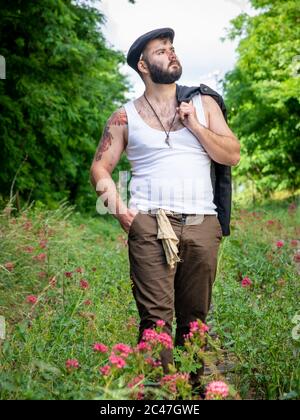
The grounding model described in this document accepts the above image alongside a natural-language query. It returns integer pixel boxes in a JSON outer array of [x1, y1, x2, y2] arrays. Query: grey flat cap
[[127, 28, 175, 72]]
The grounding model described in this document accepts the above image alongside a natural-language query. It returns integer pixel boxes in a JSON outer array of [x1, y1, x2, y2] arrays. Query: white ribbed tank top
[[124, 94, 217, 215]]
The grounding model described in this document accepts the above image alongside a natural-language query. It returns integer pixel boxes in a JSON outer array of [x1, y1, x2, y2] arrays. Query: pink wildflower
[[66, 359, 80, 370], [112, 343, 132, 358], [135, 342, 152, 352], [205, 381, 229, 400], [23, 246, 34, 253], [33, 253, 47, 262], [26, 295, 37, 304], [189, 320, 210, 334], [99, 365, 111, 376], [75, 267, 84, 274], [128, 374, 145, 389], [241, 277, 252, 288], [142, 329, 158, 342], [276, 240, 285, 248], [84, 299, 92, 306], [64, 272, 73, 278], [80, 279, 89, 290], [93, 343, 109, 353], [109, 354, 126, 369], [39, 240, 48, 249], [38, 271, 47, 278], [145, 357, 162, 368], [294, 252, 300, 263], [156, 320, 166, 328], [4, 262, 14, 272], [157, 332, 173, 349]]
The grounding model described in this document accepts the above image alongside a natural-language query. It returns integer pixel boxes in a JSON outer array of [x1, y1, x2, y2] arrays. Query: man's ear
[[137, 60, 148, 75]]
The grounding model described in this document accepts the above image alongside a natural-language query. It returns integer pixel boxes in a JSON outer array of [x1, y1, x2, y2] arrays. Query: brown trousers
[[128, 212, 223, 374]]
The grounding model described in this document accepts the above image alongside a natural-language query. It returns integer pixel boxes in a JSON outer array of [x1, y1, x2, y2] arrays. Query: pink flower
[[112, 343, 132, 358], [290, 240, 298, 248], [276, 240, 285, 248], [4, 262, 14, 272], [294, 252, 300, 263], [241, 277, 252, 288], [142, 329, 158, 342], [66, 359, 80, 370], [145, 357, 162, 368], [33, 253, 47, 262], [64, 272, 73, 278], [135, 342, 152, 352], [142, 329, 173, 349], [157, 332, 173, 349], [109, 354, 126, 369], [189, 320, 210, 335], [267, 220, 275, 226], [80, 279, 89, 290], [160, 373, 190, 394], [26, 295, 38, 304], [93, 343, 109, 353], [23, 221, 32, 231], [39, 240, 48, 249], [23, 246, 35, 253], [84, 299, 92, 306], [128, 374, 145, 389], [99, 365, 111, 376], [156, 320, 166, 328], [205, 381, 229, 400], [75, 267, 84, 274]]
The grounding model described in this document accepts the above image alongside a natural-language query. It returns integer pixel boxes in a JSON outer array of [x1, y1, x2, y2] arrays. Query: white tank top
[[124, 94, 217, 215]]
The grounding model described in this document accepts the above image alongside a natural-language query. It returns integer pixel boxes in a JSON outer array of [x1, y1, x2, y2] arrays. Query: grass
[[0, 195, 299, 400]]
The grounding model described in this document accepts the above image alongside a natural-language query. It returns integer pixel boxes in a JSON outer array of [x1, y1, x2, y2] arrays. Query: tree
[[0, 0, 131, 211], [223, 0, 300, 198]]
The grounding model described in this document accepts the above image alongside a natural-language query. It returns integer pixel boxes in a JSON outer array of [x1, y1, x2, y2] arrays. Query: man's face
[[141, 38, 182, 84]]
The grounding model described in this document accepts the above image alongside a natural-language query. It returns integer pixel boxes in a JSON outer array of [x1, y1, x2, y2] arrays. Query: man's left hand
[[177, 101, 201, 132]]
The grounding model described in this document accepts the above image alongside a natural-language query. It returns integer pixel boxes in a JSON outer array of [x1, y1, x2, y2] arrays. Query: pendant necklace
[[143, 93, 178, 148]]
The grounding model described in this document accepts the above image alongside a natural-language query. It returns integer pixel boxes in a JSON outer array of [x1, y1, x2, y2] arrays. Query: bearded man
[[90, 28, 240, 382]]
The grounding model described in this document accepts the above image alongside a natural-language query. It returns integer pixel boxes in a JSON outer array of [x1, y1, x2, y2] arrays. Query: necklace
[[143, 93, 178, 148]]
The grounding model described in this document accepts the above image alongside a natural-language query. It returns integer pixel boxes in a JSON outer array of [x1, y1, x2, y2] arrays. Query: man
[[90, 28, 240, 379]]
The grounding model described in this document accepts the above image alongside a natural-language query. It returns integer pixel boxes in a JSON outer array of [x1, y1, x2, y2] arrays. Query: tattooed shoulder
[[95, 108, 128, 162]]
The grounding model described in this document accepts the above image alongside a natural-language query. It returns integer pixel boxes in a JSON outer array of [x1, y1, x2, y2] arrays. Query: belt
[[140, 209, 210, 226]]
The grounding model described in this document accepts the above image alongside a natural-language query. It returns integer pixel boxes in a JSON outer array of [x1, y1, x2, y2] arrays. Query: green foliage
[[0, 195, 299, 399], [213, 198, 300, 399], [223, 0, 300, 196], [0, 0, 130, 211], [0, 201, 231, 400]]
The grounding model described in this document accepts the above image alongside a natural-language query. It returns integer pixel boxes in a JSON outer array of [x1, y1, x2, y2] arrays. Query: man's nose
[[168, 50, 177, 61]]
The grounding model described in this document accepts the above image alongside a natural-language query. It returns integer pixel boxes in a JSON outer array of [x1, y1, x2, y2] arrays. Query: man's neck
[[144, 83, 177, 106]]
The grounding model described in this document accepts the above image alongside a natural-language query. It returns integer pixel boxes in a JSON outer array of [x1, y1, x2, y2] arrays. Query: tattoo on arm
[[95, 109, 128, 161]]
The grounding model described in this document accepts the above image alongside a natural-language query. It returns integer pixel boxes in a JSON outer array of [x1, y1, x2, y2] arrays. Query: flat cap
[[127, 28, 175, 72]]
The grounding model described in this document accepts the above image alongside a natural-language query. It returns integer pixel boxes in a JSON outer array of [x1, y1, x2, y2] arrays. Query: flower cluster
[[205, 381, 229, 400]]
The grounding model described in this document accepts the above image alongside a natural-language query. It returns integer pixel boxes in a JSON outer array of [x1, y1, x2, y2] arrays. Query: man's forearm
[[90, 167, 128, 218], [191, 124, 240, 166]]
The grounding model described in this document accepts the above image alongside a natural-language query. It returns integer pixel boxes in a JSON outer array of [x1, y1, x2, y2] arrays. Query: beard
[[145, 59, 183, 84]]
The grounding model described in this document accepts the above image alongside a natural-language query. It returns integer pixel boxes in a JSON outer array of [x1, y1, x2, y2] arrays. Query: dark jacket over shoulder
[[176, 83, 232, 237]]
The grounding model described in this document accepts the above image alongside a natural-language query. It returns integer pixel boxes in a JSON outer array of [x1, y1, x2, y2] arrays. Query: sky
[[97, 0, 252, 98]]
